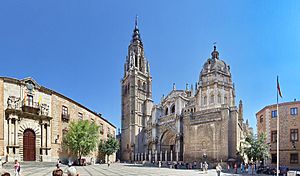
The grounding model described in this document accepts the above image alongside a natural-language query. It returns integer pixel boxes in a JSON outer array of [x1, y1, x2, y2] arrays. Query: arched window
[[138, 80, 141, 88], [224, 96, 227, 104], [210, 94, 214, 104], [218, 94, 221, 104], [165, 108, 168, 115], [143, 82, 146, 90], [135, 55, 138, 67], [171, 104, 175, 114], [203, 96, 207, 105], [139, 58, 142, 71]]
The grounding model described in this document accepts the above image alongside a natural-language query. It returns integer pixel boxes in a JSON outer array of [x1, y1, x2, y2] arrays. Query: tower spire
[[135, 15, 138, 29]]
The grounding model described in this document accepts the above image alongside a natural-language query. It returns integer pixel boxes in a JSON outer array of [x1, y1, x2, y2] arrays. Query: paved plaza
[[0, 163, 253, 176]]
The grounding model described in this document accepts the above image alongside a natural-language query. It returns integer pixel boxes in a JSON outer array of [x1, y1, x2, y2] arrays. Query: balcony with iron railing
[[6, 96, 51, 120], [21, 101, 40, 115]]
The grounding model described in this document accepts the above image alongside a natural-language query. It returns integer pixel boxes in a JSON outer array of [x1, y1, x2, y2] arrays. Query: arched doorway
[[23, 129, 36, 161], [160, 130, 176, 161]]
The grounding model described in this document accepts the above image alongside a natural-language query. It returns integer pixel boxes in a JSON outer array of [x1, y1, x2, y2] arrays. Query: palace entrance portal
[[23, 129, 36, 161]]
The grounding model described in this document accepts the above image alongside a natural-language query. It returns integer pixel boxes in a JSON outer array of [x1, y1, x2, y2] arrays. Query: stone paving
[[1, 163, 260, 176]]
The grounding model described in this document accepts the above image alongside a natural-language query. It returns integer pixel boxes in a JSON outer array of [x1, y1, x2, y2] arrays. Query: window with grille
[[271, 131, 277, 143], [291, 107, 298, 116], [290, 153, 298, 164], [271, 154, 277, 163], [271, 110, 277, 118], [291, 129, 298, 141]]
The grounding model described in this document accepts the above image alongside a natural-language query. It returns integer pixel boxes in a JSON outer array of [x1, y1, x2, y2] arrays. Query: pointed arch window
[[135, 55, 138, 67], [203, 96, 207, 105], [165, 107, 168, 115], [139, 58, 142, 71], [143, 82, 146, 91], [218, 94, 221, 104], [210, 94, 214, 104], [171, 104, 175, 114]]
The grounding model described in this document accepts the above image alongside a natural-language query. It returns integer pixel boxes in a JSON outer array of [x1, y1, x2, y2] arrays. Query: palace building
[[257, 101, 300, 169], [0, 77, 116, 163], [121, 19, 249, 163]]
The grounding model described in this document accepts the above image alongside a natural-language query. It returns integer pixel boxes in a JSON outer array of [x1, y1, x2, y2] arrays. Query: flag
[[38, 95, 42, 105], [277, 76, 282, 98]]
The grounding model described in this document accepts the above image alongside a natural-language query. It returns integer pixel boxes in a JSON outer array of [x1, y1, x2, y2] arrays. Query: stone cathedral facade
[[121, 20, 246, 163]]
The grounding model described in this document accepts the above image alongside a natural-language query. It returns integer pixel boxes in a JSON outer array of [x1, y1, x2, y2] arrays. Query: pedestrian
[[200, 162, 203, 171], [204, 162, 208, 173], [193, 161, 197, 169], [216, 163, 222, 176], [241, 162, 245, 173], [107, 160, 111, 167], [52, 168, 63, 176], [14, 159, 20, 176], [56, 159, 61, 169], [158, 161, 161, 168], [251, 163, 254, 175], [234, 163, 237, 174], [227, 163, 230, 172], [66, 163, 79, 176]]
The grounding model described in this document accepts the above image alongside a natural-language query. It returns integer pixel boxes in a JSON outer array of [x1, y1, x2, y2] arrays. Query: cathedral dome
[[198, 46, 231, 86]]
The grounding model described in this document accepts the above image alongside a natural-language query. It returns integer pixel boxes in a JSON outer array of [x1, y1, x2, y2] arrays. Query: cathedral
[[121, 19, 247, 164]]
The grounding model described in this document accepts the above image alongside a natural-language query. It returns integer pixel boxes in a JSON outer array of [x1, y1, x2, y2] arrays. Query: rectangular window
[[260, 115, 263, 123], [100, 123, 104, 134], [62, 106, 68, 115], [271, 110, 277, 118], [78, 112, 83, 120], [271, 131, 277, 143], [291, 129, 298, 141], [107, 127, 110, 137], [290, 153, 298, 164], [291, 107, 298, 116], [271, 153, 277, 163], [27, 95, 33, 106]]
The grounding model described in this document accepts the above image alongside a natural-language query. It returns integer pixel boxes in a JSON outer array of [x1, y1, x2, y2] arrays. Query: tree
[[241, 132, 269, 163], [98, 136, 119, 162], [63, 120, 99, 164]]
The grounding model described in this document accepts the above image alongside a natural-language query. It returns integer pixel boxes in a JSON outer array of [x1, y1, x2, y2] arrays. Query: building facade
[[121, 19, 247, 163], [0, 77, 116, 163], [257, 101, 300, 169]]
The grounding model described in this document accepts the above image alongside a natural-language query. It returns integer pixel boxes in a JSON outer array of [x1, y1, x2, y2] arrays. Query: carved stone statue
[[7, 96, 20, 109], [41, 103, 49, 116]]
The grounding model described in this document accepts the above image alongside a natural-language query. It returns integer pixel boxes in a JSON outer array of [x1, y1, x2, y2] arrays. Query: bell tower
[[121, 17, 152, 161]]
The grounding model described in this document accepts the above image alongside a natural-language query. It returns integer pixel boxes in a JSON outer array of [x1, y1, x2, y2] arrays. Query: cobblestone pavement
[[1, 163, 260, 176]]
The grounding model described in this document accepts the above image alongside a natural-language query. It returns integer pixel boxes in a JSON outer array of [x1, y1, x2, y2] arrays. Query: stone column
[[159, 151, 162, 161], [176, 151, 179, 161], [148, 151, 151, 162], [165, 150, 168, 161], [41, 123, 44, 148], [8, 118, 11, 146], [154, 150, 157, 162], [46, 123, 50, 151], [131, 152, 134, 162], [15, 119, 19, 146], [170, 150, 173, 161]]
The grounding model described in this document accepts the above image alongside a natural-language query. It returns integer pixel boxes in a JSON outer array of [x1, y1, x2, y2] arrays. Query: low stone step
[[3, 161, 57, 169]]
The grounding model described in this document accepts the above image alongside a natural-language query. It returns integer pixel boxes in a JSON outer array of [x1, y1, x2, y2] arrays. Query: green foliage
[[98, 136, 119, 160], [63, 120, 99, 159], [242, 132, 269, 162]]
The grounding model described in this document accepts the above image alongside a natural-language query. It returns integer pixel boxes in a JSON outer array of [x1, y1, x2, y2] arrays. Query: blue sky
[[0, 1, 300, 132]]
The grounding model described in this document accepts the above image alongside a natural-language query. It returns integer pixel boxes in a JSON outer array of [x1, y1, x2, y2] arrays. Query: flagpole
[[276, 76, 279, 176]]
